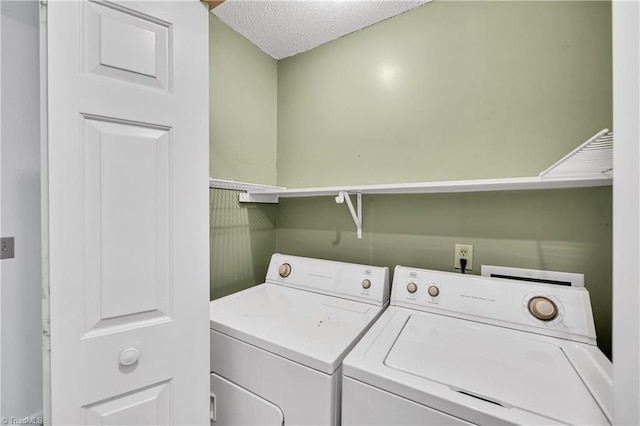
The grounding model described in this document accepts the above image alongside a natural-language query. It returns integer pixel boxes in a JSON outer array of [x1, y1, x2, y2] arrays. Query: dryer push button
[[279, 263, 292, 278]]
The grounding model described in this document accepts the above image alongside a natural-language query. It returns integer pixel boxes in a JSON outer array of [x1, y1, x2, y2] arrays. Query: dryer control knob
[[407, 282, 418, 294], [428, 285, 440, 297], [528, 297, 558, 321], [279, 263, 292, 278], [361, 279, 372, 289]]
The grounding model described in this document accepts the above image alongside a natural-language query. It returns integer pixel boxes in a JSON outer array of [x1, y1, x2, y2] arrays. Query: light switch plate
[[1, 237, 15, 259]]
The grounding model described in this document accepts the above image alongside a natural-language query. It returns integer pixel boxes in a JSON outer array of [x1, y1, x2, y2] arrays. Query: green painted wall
[[274, 1, 613, 357], [209, 15, 277, 299], [210, 189, 276, 299], [277, 1, 612, 186], [210, 14, 277, 185]]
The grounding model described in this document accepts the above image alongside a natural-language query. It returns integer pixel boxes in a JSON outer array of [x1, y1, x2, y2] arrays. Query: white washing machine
[[209, 254, 390, 425], [342, 266, 612, 425]]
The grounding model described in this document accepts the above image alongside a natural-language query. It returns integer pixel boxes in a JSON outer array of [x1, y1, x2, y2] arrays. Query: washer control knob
[[428, 285, 440, 297], [528, 297, 558, 321], [279, 263, 292, 278], [407, 282, 418, 294], [361, 279, 372, 289]]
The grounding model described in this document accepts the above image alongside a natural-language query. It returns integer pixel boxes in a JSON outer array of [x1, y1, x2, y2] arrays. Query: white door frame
[[0, 4, 4, 415], [39, 1, 50, 421], [613, 1, 640, 424]]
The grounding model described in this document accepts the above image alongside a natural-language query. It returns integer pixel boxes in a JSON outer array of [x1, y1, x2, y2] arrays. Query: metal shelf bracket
[[335, 191, 362, 239]]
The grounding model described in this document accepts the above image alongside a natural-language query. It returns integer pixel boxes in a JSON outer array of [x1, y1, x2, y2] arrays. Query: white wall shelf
[[209, 178, 284, 192], [245, 174, 611, 198], [210, 129, 613, 238]]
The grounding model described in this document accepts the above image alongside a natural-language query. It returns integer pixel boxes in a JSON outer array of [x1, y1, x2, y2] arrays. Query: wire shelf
[[540, 129, 613, 179]]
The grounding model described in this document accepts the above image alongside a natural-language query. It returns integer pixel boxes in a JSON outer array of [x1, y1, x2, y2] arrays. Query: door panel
[[83, 1, 170, 90], [84, 380, 172, 425], [82, 116, 172, 335], [43, 1, 209, 424]]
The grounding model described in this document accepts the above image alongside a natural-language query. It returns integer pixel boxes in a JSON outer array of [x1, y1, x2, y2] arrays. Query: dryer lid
[[210, 283, 386, 374], [383, 314, 610, 425]]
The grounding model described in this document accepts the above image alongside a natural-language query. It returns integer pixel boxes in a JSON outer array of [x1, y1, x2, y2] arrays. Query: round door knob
[[407, 282, 417, 294], [428, 285, 440, 297], [528, 297, 558, 321], [119, 348, 140, 366], [361, 279, 371, 289], [279, 263, 292, 278]]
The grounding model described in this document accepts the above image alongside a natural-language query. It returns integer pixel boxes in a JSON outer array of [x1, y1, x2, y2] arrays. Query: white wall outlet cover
[[454, 243, 473, 270]]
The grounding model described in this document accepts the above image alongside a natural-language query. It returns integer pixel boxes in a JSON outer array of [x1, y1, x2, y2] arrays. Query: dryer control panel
[[391, 266, 597, 345], [266, 254, 390, 306]]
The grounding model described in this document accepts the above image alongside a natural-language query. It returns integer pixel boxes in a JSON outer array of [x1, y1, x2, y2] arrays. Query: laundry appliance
[[209, 254, 390, 425], [342, 266, 612, 425]]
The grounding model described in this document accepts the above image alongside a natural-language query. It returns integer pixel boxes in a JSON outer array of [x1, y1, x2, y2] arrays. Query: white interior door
[[42, 0, 209, 424]]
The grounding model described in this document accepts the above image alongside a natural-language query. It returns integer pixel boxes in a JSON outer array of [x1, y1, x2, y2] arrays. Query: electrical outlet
[[454, 243, 473, 270]]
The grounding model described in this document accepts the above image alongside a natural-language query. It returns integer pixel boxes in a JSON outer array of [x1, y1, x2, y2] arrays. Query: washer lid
[[210, 283, 386, 374], [384, 314, 609, 425]]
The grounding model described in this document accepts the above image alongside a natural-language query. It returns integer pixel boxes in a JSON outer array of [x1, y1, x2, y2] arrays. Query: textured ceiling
[[212, 0, 432, 60]]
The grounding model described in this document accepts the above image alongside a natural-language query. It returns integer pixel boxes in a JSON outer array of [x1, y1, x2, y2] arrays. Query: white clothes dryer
[[209, 254, 390, 425], [342, 266, 612, 425]]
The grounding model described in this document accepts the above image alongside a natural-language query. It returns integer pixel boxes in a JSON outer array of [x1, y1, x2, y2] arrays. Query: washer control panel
[[266, 254, 390, 306], [391, 265, 597, 344]]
